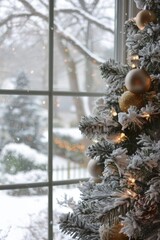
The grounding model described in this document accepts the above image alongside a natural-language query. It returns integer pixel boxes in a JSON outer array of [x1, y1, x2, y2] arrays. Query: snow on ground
[[0, 192, 47, 239], [0, 187, 81, 240]]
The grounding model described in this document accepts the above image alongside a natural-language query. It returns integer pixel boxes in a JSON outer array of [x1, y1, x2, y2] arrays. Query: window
[[0, 0, 137, 239]]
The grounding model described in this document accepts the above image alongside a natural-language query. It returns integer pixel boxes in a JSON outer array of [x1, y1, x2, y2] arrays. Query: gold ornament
[[99, 224, 128, 240], [119, 91, 144, 112], [135, 10, 157, 30], [125, 68, 151, 94], [90, 176, 102, 183], [87, 159, 104, 177]]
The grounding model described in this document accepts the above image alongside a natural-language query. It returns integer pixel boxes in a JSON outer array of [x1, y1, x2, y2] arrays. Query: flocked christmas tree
[[59, 0, 160, 239]]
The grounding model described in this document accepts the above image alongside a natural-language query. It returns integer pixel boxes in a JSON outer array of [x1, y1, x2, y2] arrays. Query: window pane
[[53, 96, 99, 181], [0, 188, 48, 240], [53, 185, 81, 240], [0, 95, 48, 184], [0, 1, 48, 90], [53, 0, 115, 92]]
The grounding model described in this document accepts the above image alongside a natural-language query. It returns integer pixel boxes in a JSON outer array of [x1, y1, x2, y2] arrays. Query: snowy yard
[[0, 187, 81, 240]]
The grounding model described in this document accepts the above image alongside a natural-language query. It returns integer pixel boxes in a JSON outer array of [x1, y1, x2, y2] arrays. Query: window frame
[[0, 1, 138, 239]]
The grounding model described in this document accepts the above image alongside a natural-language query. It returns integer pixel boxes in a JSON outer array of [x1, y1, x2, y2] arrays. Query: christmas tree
[[59, 0, 160, 239]]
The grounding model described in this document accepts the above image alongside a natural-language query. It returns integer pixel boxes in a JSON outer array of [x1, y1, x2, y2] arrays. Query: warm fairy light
[[132, 55, 139, 60], [127, 190, 133, 196], [128, 54, 139, 68], [117, 133, 127, 143], [54, 137, 85, 153], [128, 177, 136, 184], [126, 189, 137, 198], [93, 139, 99, 143], [131, 63, 136, 69], [111, 107, 117, 116], [142, 113, 150, 120], [56, 102, 60, 108]]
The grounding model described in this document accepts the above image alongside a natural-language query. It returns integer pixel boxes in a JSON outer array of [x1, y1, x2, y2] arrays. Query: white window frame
[[0, 1, 138, 239]]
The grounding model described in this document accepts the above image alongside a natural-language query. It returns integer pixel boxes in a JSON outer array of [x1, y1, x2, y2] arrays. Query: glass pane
[[0, 187, 48, 240], [53, 185, 81, 240], [0, 95, 48, 184], [53, 96, 97, 181], [0, 1, 48, 90], [53, 0, 115, 92]]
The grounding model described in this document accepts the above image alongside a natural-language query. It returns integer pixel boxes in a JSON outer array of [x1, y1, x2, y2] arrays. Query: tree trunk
[[56, 35, 86, 121]]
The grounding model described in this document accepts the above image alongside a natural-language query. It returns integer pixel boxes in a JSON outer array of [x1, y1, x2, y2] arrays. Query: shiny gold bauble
[[87, 159, 104, 177], [119, 91, 144, 112], [125, 68, 151, 94], [135, 10, 157, 30]]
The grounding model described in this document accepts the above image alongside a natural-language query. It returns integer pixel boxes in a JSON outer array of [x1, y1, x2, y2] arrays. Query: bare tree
[[0, 0, 115, 120]]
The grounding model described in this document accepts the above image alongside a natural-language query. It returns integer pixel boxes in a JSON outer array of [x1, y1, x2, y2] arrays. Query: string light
[[131, 63, 136, 69], [128, 54, 139, 68], [128, 177, 136, 185], [56, 102, 60, 108], [126, 189, 137, 198], [54, 137, 85, 153], [132, 55, 139, 60], [142, 113, 150, 120], [116, 133, 127, 143], [110, 107, 117, 116]]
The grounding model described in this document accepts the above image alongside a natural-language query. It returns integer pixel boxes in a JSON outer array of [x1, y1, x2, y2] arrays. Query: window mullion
[[48, 0, 54, 239]]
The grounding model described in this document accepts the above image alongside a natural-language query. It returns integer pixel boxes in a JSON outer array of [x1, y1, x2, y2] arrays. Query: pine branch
[[79, 116, 106, 139], [86, 141, 114, 161], [100, 60, 130, 81], [99, 199, 133, 227], [59, 212, 100, 240], [79, 115, 121, 140]]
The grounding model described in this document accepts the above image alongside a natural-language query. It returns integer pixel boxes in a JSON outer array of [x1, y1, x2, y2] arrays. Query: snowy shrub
[[4, 170, 47, 196], [0, 143, 47, 174]]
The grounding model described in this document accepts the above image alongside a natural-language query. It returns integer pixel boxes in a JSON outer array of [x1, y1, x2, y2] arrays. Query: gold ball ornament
[[125, 68, 151, 94], [90, 176, 102, 183], [135, 10, 157, 30], [99, 224, 128, 240], [87, 159, 104, 177], [119, 91, 144, 112]]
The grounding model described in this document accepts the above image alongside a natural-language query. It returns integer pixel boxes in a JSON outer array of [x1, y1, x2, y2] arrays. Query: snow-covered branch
[[54, 7, 114, 34], [54, 21, 105, 64]]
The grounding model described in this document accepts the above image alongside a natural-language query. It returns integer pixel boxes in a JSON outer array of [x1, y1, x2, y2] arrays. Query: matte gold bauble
[[108, 224, 128, 240], [135, 10, 157, 30], [90, 176, 102, 183], [100, 223, 128, 240], [125, 68, 151, 94], [119, 91, 144, 112], [87, 159, 104, 177]]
